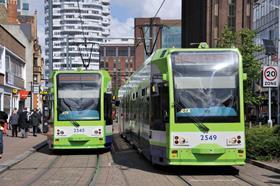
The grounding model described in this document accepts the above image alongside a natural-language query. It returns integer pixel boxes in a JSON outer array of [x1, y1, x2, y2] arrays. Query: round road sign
[[264, 66, 278, 81]]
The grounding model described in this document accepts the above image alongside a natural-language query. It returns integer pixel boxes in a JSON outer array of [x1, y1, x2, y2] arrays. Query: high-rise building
[[0, 0, 29, 15], [182, 0, 253, 47], [44, 0, 111, 76]]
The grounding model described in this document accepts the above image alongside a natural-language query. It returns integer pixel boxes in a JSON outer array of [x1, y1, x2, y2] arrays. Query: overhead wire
[[75, 0, 98, 69], [135, 0, 166, 53]]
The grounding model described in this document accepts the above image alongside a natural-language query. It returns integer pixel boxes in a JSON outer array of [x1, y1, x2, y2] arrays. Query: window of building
[[106, 47, 116, 56], [228, 0, 236, 31], [119, 47, 128, 56], [22, 3, 29, 11], [130, 47, 135, 56]]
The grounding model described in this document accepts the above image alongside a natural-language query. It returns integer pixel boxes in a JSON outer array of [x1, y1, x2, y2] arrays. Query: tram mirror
[[243, 73, 247, 80], [162, 73, 167, 81]]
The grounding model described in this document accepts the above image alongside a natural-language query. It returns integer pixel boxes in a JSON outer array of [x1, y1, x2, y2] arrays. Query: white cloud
[[110, 0, 181, 38], [110, 17, 134, 38]]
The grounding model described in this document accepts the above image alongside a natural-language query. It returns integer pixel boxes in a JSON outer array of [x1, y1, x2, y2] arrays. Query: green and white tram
[[119, 45, 246, 165], [47, 70, 113, 150]]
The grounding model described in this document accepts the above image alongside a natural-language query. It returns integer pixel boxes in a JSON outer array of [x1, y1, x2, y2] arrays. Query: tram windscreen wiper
[[174, 101, 209, 132], [70, 120, 80, 127]]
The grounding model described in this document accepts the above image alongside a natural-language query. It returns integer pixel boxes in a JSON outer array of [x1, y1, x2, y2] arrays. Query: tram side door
[[150, 81, 169, 133]]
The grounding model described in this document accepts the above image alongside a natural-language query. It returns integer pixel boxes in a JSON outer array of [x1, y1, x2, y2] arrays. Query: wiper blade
[[174, 101, 209, 132], [70, 120, 80, 127]]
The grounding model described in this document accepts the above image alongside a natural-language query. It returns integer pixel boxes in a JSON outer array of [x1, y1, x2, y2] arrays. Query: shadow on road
[[36, 145, 110, 156], [111, 134, 239, 176]]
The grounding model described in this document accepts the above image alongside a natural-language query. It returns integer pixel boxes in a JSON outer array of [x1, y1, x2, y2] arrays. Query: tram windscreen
[[57, 73, 101, 121], [172, 51, 240, 123]]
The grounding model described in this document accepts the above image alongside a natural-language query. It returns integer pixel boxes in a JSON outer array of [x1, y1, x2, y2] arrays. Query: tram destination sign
[[263, 66, 279, 87]]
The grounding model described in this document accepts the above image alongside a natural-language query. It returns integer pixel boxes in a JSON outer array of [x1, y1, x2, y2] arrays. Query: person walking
[[0, 111, 8, 158], [18, 107, 29, 138], [9, 108, 19, 137], [30, 108, 41, 137]]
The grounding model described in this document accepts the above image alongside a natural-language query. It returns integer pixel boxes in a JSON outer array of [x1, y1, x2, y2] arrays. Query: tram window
[[142, 88, 146, 96]]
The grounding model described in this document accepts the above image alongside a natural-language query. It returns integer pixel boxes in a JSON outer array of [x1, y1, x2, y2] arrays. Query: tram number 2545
[[200, 134, 217, 141], [74, 128, 85, 133]]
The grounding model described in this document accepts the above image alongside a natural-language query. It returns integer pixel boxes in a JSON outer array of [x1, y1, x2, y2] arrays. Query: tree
[[217, 27, 263, 116]]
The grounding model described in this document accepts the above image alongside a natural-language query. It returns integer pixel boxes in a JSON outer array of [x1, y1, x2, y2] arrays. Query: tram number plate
[[74, 128, 85, 133], [200, 134, 217, 141]]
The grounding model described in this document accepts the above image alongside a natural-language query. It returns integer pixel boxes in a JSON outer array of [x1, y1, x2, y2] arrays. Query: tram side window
[[150, 83, 169, 131], [104, 93, 112, 125]]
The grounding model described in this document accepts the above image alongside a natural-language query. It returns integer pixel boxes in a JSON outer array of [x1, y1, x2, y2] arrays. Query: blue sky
[[29, 0, 181, 52]]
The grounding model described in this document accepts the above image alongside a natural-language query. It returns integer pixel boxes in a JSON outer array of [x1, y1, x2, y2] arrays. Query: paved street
[[0, 131, 46, 163], [0, 132, 279, 186]]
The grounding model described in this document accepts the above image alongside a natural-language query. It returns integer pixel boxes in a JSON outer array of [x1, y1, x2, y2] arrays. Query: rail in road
[[0, 135, 279, 186]]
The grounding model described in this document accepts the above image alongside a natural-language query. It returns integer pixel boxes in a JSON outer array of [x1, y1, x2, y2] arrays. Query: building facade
[[100, 38, 134, 94], [0, 25, 26, 115], [44, 0, 111, 77], [0, 0, 45, 112], [253, 0, 280, 123], [134, 18, 181, 70], [0, 0, 29, 15], [182, 0, 253, 47]]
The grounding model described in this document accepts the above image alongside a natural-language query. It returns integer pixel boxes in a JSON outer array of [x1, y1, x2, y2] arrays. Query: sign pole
[[268, 55, 273, 127]]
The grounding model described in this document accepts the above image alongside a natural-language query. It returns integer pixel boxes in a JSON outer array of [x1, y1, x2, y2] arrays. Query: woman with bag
[[9, 108, 19, 137]]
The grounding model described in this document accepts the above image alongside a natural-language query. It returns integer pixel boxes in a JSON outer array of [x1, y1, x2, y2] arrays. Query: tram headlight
[[173, 136, 189, 146], [227, 136, 242, 146], [92, 128, 102, 137]]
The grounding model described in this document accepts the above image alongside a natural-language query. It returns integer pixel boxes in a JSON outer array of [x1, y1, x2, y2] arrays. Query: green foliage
[[217, 27, 263, 106], [217, 27, 237, 48], [246, 126, 280, 160]]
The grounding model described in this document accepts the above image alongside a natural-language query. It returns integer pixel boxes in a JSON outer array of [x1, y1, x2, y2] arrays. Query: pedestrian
[[30, 108, 41, 137], [0, 110, 8, 158], [9, 108, 19, 137], [18, 107, 29, 138]]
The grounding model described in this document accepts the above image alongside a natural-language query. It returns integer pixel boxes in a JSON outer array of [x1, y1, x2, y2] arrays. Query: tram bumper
[[168, 147, 246, 166]]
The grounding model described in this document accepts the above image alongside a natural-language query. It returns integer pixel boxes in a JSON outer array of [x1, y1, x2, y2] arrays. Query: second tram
[[118, 45, 246, 165]]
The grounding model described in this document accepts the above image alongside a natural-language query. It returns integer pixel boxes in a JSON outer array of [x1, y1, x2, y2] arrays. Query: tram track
[[176, 173, 260, 186], [22, 154, 62, 186], [87, 154, 100, 186], [177, 175, 193, 186]]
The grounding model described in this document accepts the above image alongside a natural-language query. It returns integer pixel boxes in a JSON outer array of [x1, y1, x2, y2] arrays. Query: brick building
[[182, 0, 253, 47], [134, 18, 181, 70], [100, 38, 134, 94]]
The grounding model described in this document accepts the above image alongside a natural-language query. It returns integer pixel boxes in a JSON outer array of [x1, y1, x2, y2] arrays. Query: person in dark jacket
[[30, 108, 41, 137], [9, 108, 19, 137], [0, 110, 8, 158], [18, 107, 29, 138]]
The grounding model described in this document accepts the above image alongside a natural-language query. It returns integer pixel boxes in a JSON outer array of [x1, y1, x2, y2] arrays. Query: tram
[[47, 70, 113, 150], [118, 44, 246, 165]]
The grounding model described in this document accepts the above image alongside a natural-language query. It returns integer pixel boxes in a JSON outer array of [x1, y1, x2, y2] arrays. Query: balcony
[[102, 29, 110, 37], [102, 19, 110, 26], [102, 7, 110, 15], [102, 0, 110, 5], [33, 66, 42, 73]]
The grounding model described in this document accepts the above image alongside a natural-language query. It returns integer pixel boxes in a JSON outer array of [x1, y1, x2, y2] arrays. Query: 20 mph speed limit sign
[[263, 66, 279, 87]]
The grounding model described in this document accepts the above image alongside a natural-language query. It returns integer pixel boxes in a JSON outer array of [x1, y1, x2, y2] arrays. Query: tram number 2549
[[200, 134, 217, 141]]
